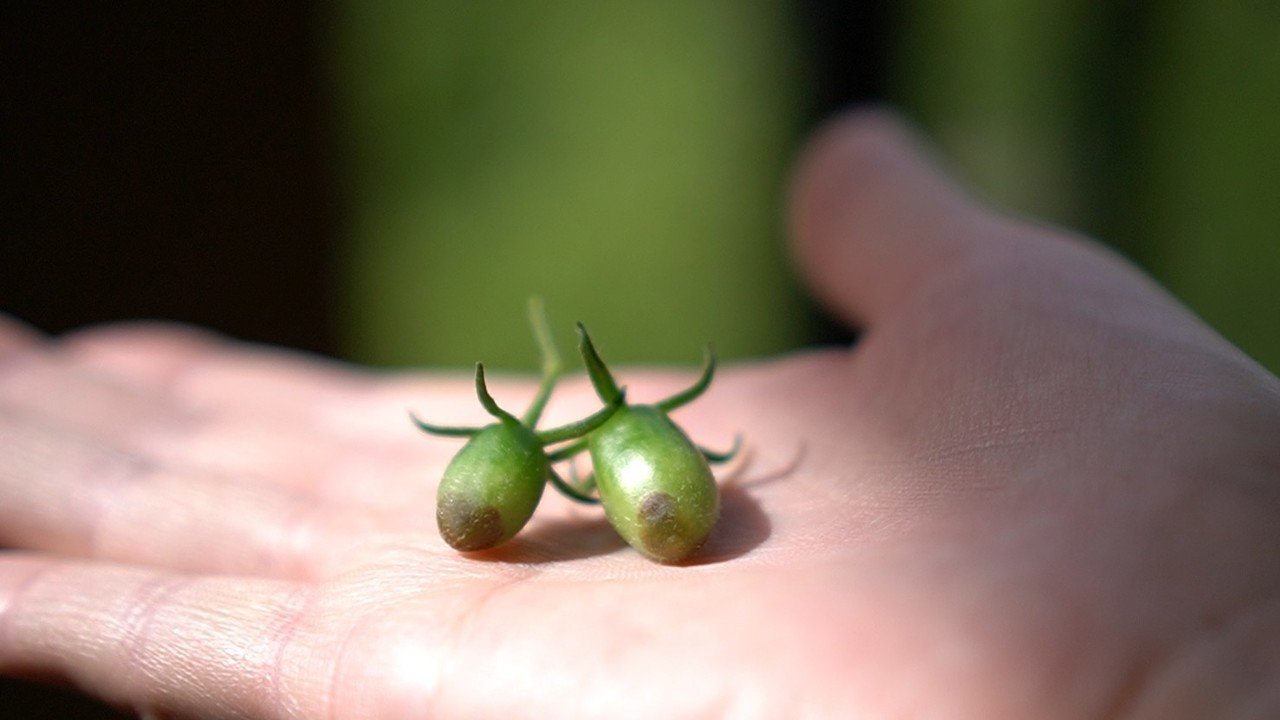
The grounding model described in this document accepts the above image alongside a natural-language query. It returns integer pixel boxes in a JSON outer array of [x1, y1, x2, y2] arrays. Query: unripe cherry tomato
[[550, 324, 740, 563]]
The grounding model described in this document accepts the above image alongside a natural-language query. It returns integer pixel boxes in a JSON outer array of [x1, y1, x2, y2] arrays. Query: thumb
[[789, 108, 1002, 327], [0, 314, 43, 359]]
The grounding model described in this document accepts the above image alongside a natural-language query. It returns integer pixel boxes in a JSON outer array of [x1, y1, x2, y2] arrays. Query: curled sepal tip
[[656, 344, 715, 414], [576, 322, 623, 405], [700, 433, 742, 464], [474, 363, 519, 424], [409, 411, 481, 438]]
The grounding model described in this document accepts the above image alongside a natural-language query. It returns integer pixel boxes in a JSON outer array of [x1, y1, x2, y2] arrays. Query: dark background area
[[3, 2, 341, 356], [2, 2, 881, 716]]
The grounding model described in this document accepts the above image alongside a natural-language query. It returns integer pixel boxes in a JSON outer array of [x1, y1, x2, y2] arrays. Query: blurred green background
[[331, 0, 815, 369], [329, 0, 1279, 374]]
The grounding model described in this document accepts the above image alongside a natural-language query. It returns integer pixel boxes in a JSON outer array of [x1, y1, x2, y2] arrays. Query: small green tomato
[[411, 300, 622, 552], [549, 323, 740, 563]]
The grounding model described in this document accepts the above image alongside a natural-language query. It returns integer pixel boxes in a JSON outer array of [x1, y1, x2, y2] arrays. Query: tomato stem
[[536, 390, 624, 444], [521, 296, 562, 427], [547, 466, 601, 505]]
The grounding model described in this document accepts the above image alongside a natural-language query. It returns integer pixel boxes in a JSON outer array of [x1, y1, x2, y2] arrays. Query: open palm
[[2, 112, 1277, 719]]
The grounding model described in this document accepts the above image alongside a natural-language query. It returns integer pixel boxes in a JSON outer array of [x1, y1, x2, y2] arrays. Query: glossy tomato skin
[[435, 421, 548, 551], [589, 405, 719, 563]]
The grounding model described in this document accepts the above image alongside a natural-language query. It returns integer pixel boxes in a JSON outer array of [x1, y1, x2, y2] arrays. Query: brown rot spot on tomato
[[437, 497, 505, 551], [640, 491, 677, 525], [637, 491, 686, 561]]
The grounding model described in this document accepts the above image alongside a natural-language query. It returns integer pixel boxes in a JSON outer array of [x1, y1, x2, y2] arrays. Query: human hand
[[2, 110, 1278, 719]]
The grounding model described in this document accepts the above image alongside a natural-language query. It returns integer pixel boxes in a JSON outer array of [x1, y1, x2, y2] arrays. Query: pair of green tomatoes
[[411, 300, 738, 563]]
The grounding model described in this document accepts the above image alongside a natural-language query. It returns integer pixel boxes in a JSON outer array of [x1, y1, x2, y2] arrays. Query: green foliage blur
[[331, 1, 813, 371], [332, 1, 1280, 375]]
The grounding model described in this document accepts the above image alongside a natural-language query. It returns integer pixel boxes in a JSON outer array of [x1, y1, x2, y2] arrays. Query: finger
[[5, 321, 505, 492], [0, 344, 447, 505], [789, 108, 1253, 380], [0, 338, 612, 507], [60, 322, 426, 439], [0, 314, 46, 360], [58, 321, 632, 447], [789, 107, 1011, 326], [60, 322, 543, 445], [0, 411, 441, 577], [0, 554, 329, 719]]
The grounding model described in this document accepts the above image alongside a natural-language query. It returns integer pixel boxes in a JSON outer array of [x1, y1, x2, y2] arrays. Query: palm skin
[[2, 111, 1278, 719]]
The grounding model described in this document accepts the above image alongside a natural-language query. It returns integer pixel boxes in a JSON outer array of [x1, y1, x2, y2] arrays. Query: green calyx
[[575, 322, 718, 412], [412, 299, 621, 444], [413, 360, 621, 446]]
